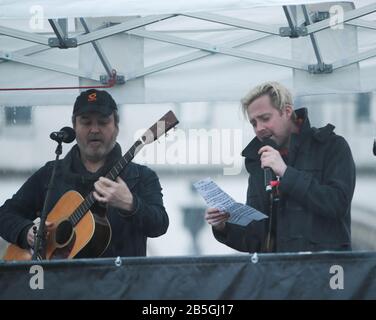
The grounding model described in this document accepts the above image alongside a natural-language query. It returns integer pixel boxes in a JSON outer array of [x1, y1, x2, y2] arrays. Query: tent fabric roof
[[0, 1, 376, 106]]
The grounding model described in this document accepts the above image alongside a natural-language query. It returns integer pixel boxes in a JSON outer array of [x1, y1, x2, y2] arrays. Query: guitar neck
[[105, 140, 144, 181], [68, 139, 144, 226]]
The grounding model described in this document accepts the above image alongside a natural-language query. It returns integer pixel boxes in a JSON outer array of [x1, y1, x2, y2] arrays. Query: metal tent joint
[[100, 70, 125, 85], [48, 18, 78, 49], [48, 37, 78, 48], [310, 11, 330, 23], [279, 26, 307, 38], [308, 62, 333, 74]]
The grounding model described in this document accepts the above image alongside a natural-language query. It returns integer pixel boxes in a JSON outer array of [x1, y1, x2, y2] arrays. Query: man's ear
[[284, 105, 293, 119]]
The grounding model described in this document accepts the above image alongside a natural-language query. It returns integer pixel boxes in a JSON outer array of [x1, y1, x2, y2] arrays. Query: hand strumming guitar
[[26, 220, 55, 247]]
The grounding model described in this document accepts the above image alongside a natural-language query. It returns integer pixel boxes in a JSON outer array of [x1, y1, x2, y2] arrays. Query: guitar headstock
[[141, 110, 179, 144]]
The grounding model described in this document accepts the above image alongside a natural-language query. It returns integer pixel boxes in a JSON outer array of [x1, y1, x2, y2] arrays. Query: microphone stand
[[265, 189, 273, 252], [32, 140, 63, 260], [265, 177, 280, 253]]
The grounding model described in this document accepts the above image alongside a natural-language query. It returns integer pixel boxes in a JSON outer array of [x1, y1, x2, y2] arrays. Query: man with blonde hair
[[205, 81, 355, 253]]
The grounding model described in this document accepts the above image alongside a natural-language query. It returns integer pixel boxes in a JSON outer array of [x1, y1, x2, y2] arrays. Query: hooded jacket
[[214, 108, 355, 253], [0, 143, 169, 257]]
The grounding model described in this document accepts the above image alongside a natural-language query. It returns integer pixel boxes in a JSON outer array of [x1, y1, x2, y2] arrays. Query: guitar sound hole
[[55, 220, 74, 246]]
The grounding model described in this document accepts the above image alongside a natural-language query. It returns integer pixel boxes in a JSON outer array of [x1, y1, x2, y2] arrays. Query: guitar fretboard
[[68, 139, 144, 226]]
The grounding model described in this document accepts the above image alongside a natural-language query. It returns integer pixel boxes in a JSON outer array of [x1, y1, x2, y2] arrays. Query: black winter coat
[[214, 108, 355, 253], [0, 143, 169, 257]]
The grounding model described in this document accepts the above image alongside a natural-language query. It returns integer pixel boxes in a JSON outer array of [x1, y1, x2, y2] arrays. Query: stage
[[1, 251, 375, 299]]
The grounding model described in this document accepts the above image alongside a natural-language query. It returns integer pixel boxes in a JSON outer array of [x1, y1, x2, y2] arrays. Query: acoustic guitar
[[3, 110, 179, 261]]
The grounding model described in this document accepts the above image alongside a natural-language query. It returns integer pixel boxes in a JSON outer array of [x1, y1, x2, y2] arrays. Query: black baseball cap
[[73, 89, 117, 116]]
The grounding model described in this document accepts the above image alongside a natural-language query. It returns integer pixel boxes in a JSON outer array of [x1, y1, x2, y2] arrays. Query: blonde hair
[[241, 81, 296, 121]]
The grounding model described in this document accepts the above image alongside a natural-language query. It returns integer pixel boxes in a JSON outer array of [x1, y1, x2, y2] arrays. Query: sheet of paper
[[193, 177, 236, 211], [193, 177, 268, 226]]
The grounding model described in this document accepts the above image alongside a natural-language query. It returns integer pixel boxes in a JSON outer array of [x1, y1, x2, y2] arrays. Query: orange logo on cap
[[88, 92, 97, 102]]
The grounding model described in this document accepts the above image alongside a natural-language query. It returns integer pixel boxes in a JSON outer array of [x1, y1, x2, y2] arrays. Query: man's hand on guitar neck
[[93, 176, 134, 212]]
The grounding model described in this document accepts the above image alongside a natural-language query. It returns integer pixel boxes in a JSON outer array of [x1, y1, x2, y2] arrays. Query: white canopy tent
[[0, 0, 376, 106]]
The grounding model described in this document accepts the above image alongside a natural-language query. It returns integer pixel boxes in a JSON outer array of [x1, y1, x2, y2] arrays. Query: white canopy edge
[[0, 0, 361, 19], [0, 0, 376, 106]]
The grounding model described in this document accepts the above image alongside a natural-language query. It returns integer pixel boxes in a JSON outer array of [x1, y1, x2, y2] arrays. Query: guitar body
[[3, 191, 112, 261]]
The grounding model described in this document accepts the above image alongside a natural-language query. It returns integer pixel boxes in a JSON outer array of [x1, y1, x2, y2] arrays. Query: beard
[[77, 133, 117, 163]]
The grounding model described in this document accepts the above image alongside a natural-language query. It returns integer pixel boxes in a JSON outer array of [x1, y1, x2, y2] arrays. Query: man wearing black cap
[[0, 89, 169, 258]]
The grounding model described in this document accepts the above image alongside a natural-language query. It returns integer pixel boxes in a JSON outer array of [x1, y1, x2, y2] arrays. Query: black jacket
[[214, 108, 355, 253], [0, 143, 169, 257]]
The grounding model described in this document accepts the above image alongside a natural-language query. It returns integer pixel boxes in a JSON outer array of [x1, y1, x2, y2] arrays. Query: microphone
[[262, 138, 278, 192], [50, 127, 76, 143]]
